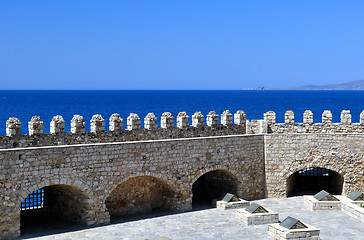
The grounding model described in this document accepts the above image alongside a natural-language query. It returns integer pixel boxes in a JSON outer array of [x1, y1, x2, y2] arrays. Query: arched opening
[[192, 170, 238, 209], [20, 184, 92, 236], [105, 176, 177, 222], [287, 167, 344, 197]]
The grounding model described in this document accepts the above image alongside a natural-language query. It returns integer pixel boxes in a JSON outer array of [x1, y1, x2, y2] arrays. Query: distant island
[[246, 79, 364, 90]]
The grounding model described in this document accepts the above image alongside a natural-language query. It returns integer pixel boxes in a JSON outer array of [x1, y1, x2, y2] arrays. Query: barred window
[[298, 167, 329, 177], [21, 189, 44, 210]]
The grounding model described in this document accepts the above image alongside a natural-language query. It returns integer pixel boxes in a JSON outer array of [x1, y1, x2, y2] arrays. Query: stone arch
[[105, 175, 178, 222], [18, 178, 94, 204], [18, 177, 104, 236], [191, 168, 241, 209], [286, 166, 344, 197]]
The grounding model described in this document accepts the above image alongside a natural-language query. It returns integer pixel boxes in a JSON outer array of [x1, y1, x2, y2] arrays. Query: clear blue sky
[[1, 1, 364, 90]]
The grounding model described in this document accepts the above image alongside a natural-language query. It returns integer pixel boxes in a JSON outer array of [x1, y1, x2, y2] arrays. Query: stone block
[[206, 111, 219, 127], [268, 222, 320, 240], [234, 110, 246, 126], [322, 110, 332, 124], [304, 195, 341, 211], [71, 115, 86, 134], [303, 110, 313, 124], [264, 111, 276, 125], [50, 115, 65, 134], [285, 110, 294, 124], [177, 112, 189, 129], [161, 112, 174, 128], [192, 112, 204, 127], [341, 110, 351, 125], [109, 113, 123, 132], [6, 117, 21, 137], [28, 116, 44, 135], [127, 113, 140, 130], [221, 110, 233, 126], [90, 114, 105, 133], [236, 206, 279, 225], [216, 198, 249, 210], [144, 113, 158, 130]]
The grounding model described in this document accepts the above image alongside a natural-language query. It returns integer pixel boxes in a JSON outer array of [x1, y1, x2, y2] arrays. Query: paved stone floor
[[21, 196, 364, 240]]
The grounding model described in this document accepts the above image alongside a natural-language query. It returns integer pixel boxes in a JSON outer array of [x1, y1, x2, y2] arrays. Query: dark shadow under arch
[[287, 167, 344, 197], [105, 176, 177, 222], [192, 170, 239, 209], [20, 184, 92, 236]]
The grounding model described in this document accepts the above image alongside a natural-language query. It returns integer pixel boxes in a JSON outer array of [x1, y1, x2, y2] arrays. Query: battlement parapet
[[109, 113, 123, 132], [28, 116, 44, 136], [206, 111, 219, 127], [144, 113, 158, 130], [6, 117, 21, 137], [192, 112, 204, 128], [0, 110, 249, 149], [50, 115, 65, 134], [266, 110, 364, 134], [161, 112, 174, 129], [221, 110, 233, 126], [2, 109, 364, 149], [71, 115, 85, 134]]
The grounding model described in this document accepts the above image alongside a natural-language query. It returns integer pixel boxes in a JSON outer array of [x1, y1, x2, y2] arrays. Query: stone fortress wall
[[0, 109, 363, 239]]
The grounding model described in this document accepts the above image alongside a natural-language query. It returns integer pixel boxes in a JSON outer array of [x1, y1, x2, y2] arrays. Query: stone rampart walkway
[[21, 197, 364, 240]]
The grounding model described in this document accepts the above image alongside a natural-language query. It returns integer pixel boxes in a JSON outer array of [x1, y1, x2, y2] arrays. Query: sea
[[0, 90, 363, 135]]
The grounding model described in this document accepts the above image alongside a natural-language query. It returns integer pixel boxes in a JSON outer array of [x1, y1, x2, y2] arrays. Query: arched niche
[[286, 167, 344, 197], [105, 176, 177, 222], [20, 184, 92, 236], [192, 169, 239, 209]]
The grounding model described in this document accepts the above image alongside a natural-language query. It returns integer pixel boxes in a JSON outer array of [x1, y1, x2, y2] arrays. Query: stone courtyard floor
[[21, 196, 364, 240]]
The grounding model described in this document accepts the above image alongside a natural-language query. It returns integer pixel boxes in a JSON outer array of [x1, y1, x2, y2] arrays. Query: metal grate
[[298, 167, 329, 177], [21, 189, 44, 210]]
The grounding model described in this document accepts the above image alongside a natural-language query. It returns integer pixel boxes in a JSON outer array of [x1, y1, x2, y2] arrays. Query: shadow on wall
[[105, 176, 178, 222], [192, 169, 239, 209], [20, 184, 92, 236], [286, 167, 344, 197]]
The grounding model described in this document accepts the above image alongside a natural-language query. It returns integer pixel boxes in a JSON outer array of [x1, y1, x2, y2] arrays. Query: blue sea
[[0, 90, 363, 135]]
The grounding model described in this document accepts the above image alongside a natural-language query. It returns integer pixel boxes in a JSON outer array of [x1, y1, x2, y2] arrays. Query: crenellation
[[192, 112, 204, 127], [234, 110, 246, 126], [177, 112, 189, 129], [221, 110, 233, 126], [6, 117, 21, 137], [144, 113, 158, 130], [341, 110, 352, 125], [161, 112, 174, 129], [71, 115, 86, 134], [284, 111, 294, 124], [90, 114, 105, 133], [206, 111, 219, 127], [303, 110, 313, 124], [109, 113, 123, 132], [1, 109, 364, 147], [28, 116, 44, 136], [322, 110, 332, 124], [264, 111, 276, 125], [50, 115, 65, 134], [127, 113, 141, 130]]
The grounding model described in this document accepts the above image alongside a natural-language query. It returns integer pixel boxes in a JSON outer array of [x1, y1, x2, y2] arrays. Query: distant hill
[[284, 80, 364, 90]]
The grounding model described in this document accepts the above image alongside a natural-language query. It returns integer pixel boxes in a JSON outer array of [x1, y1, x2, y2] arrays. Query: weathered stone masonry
[[0, 109, 363, 239], [0, 135, 264, 239]]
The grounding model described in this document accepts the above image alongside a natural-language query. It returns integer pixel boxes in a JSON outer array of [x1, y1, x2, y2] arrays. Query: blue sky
[[1, 1, 364, 90]]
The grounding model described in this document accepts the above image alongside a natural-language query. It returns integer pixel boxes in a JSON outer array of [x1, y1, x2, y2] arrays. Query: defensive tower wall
[[0, 109, 363, 239]]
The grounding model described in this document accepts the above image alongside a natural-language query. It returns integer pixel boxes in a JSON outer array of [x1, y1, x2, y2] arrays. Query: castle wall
[[0, 134, 265, 239], [264, 133, 364, 198], [1, 109, 364, 239], [0, 125, 245, 149]]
